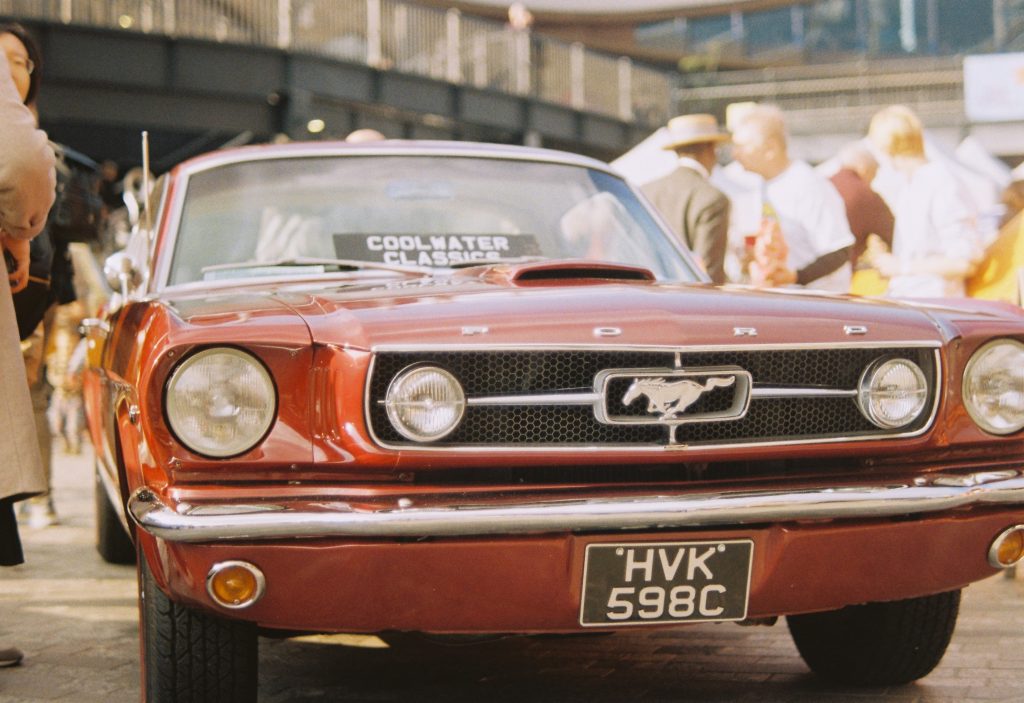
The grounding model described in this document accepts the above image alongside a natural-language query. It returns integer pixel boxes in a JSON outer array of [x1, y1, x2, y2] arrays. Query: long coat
[[0, 273, 43, 502], [0, 52, 56, 502], [642, 166, 730, 285]]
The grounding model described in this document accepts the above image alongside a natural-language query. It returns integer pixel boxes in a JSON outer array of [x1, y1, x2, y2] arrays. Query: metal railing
[[675, 56, 965, 131], [0, 0, 673, 124]]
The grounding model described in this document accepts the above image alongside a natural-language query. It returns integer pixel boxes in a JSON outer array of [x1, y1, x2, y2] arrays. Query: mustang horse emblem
[[622, 376, 736, 420]]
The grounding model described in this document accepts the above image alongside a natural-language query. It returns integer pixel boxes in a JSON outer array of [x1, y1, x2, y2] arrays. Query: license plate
[[579, 540, 754, 627]]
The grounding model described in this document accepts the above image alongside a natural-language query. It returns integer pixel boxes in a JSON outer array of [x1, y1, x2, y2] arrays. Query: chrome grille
[[366, 346, 939, 448]]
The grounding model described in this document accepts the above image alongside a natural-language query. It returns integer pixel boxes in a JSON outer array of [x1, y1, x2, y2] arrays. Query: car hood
[[161, 263, 1022, 350], [161, 260, 1024, 352]]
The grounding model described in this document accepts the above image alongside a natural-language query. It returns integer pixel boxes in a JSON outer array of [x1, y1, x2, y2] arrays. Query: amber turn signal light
[[988, 526, 1024, 568], [206, 561, 266, 609]]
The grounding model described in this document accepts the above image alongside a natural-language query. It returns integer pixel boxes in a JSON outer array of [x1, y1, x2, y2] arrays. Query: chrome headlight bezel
[[962, 339, 1024, 436], [384, 365, 465, 442], [857, 356, 929, 430], [164, 347, 277, 458]]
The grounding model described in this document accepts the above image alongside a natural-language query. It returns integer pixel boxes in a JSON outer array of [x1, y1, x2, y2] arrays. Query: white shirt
[[764, 160, 856, 293], [710, 161, 763, 282], [883, 161, 983, 298]]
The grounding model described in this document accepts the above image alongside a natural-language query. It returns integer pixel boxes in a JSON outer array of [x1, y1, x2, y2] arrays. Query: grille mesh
[[367, 348, 937, 447]]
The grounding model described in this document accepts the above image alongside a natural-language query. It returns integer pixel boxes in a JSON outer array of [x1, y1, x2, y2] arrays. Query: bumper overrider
[[130, 469, 1024, 542]]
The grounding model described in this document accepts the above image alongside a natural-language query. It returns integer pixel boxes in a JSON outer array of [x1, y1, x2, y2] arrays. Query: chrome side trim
[[460, 386, 857, 405], [750, 387, 858, 399], [129, 470, 1024, 543], [467, 393, 600, 406], [80, 317, 111, 335]]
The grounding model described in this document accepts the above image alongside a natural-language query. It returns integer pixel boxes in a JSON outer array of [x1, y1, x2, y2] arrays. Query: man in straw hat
[[641, 114, 730, 284]]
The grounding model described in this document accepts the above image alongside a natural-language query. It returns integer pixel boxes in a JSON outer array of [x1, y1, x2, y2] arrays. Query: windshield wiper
[[445, 256, 548, 269], [200, 257, 434, 277]]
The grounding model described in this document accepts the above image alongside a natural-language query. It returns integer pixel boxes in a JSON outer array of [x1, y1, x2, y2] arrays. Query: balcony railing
[[675, 56, 964, 132], [0, 0, 672, 125]]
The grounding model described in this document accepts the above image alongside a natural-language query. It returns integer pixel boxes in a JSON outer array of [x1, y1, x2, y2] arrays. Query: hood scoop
[[461, 259, 656, 285]]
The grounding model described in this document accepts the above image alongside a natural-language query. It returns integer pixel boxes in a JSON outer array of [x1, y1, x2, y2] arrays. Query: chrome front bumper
[[127, 469, 1024, 543]]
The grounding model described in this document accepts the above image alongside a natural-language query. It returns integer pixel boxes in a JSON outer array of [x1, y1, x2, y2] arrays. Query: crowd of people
[[643, 103, 1023, 303]]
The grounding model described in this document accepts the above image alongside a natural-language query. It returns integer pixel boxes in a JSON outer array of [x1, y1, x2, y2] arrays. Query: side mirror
[[104, 251, 139, 300], [120, 167, 148, 227], [122, 191, 140, 228]]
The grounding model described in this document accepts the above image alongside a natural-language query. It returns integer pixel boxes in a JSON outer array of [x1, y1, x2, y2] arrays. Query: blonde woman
[[868, 105, 982, 297]]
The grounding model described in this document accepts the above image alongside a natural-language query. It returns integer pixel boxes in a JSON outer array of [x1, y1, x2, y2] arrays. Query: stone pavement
[[3, 444, 1024, 702]]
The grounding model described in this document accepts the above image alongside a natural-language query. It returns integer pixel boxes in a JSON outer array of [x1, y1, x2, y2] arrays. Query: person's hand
[[3, 236, 30, 293], [873, 252, 901, 279], [768, 266, 797, 286], [750, 260, 782, 287], [748, 260, 770, 287], [750, 260, 797, 288], [753, 221, 788, 273]]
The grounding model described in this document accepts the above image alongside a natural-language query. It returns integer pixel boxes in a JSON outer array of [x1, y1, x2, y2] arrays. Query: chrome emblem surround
[[594, 366, 753, 428]]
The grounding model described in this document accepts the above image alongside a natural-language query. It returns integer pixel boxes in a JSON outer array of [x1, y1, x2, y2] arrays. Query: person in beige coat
[[0, 23, 56, 668], [641, 114, 731, 284]]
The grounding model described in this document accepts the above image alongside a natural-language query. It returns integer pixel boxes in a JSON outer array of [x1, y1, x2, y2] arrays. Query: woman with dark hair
[[0, 21, 56, 668], [0, 22, 41, 106]]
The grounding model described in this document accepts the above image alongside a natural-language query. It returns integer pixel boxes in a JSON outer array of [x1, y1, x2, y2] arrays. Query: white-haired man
[[730, 105, 855, 292]]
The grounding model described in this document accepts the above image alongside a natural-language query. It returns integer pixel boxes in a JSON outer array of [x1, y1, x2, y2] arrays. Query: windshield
[[167, 155, 698, 286]]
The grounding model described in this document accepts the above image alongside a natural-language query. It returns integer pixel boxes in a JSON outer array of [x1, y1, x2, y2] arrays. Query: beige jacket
[[0, 52, 55, 502], [642, 165, 730, 285]]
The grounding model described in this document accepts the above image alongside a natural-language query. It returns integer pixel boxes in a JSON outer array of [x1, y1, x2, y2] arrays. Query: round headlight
[[963, 339, 1024, 435], [857, 357, 929, 429], [385, 366, 465, 442], [165, 348, 277, 457]]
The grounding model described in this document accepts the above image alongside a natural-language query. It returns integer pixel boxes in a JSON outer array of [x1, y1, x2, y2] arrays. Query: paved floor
[[2, 446, 1024, 702]]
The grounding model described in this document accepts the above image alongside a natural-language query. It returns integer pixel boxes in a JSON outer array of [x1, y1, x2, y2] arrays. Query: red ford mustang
[[84, 140, 1024, 702]]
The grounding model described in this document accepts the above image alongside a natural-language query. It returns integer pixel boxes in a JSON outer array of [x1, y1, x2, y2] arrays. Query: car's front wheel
[[139, 549, 258, 702], [787, 590, 960, 686]]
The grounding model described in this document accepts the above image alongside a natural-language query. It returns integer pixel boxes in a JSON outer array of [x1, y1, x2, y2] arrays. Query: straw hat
[[661, 114, 730, 150]]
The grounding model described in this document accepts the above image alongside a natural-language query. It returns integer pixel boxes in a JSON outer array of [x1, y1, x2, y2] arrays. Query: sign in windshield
[[333, 233, 542, 267]]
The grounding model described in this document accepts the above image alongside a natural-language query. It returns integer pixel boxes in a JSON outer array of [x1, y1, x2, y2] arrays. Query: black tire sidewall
[[787, 590, 961, 686], [94, 465, 135, 564]]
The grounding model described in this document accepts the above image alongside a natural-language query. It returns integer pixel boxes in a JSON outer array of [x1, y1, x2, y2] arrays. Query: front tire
[[787, 590, 960, 686], [94, 465, 135, 564], [139, 550, 258, 702]]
